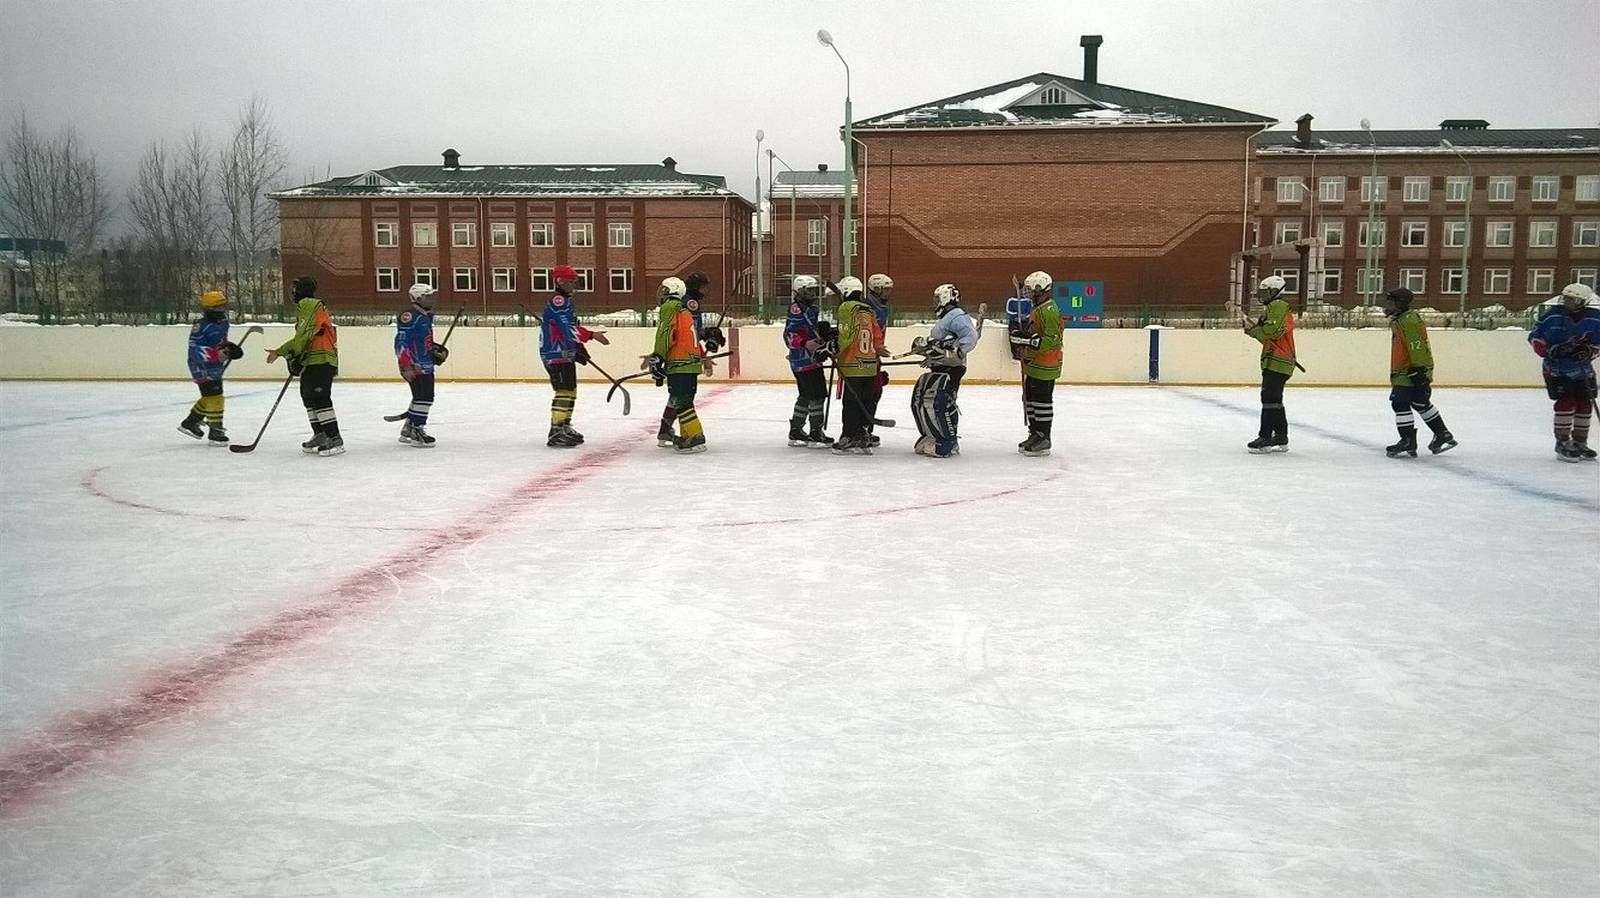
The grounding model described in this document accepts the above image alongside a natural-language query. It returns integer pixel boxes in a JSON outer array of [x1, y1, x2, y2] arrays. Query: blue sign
[[1057, 281, 1105, 329]]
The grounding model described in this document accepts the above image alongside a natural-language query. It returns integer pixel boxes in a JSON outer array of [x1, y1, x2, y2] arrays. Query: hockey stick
[[589, 358, 631, 416], [608, 352, 734, 395], [830, 360, 896, 428], [219, 325, 265, 374], [382, 307, 467, 422], [229, 369, 296, 454]]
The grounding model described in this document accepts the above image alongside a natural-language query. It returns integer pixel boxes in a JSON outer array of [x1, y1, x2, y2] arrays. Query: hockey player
[[1008, 271, 1063, 456], [394, 283, 446, 447], [910, 283, 980, 458], [539, 264, 606, 448], [782, 274, 835, 447], [646, 276, 710, 453], [863, 273, 894, 448], [1242, 274, 1296, 454], [832, 278, 887, 455], [1383, 287, 1456, 458], [1529, 282, 1600, 461], [178, 289, 242, 445], [265, 276, 343, 456]]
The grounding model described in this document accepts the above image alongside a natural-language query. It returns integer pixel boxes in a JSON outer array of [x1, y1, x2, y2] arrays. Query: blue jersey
[[1530, 307, 1600, 380], [869, 297, 890, 330], [783, 301, 822, 373], [394, 305, 435, 373], [538, 292, 588, 365], [186, 310, 229, 382], [928, 305, 980, 369]]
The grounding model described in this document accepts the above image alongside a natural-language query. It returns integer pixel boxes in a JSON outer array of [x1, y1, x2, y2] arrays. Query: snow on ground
[[1, 381, 1596, 896]]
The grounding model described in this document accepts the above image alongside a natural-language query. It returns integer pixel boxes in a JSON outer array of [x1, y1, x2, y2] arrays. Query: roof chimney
[[1080, 35, 1104, 84], [1295, 113, 1314, 147], [1439, 119, 1490, 131], [818, 163, 829, 172], [442, 148, 460, 170], [661, 156, 677, 171]]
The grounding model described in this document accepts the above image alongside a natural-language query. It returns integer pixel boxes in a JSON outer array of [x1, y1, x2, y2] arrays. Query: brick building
[[846, 36, 1274, 314], [760, 167, 849, 307], [1251, 117, 1600, 313], [272, 151, 755, 315]]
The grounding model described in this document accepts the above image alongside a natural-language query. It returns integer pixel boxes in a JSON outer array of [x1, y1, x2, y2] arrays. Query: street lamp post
[[1360, 118, 1379, 304], [1441, 139, 1472, 327], [817, 28, 853, 279], [769, 149, 799, 310], [755, 129, 765, 320]]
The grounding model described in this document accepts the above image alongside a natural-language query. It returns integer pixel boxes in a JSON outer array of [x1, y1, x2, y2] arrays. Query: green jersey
[[1390, 309, 1434, 386], [275, 297, 338, 368], [1021, 299, 1064, 381], [1245, 298, 1296, 376]]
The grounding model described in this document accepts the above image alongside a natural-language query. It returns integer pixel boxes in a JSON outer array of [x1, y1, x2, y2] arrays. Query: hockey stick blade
[[230, 372, 296, 453], [382, 411, 410, 422]]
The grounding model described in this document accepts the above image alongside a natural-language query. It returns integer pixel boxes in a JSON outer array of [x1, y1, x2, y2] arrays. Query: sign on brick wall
[[1058, 280, 1104, 328]]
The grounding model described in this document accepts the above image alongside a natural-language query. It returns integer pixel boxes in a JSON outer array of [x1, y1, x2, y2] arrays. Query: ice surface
[[1, 382, 1596, 896]]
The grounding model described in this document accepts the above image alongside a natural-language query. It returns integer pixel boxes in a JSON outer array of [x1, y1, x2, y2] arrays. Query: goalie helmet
[[1560, 282, 1594, 310], [867, 273, 894, 294], [933, 283, 961, 310], [837, 275, 863, 298], [658, 276, 687, 300], [1023, 271, 1052, 294]]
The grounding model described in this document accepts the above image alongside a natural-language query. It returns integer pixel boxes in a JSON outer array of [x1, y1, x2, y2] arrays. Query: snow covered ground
[[1, 381, 1596, 897]]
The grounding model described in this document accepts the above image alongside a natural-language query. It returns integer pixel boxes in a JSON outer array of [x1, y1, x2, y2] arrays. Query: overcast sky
[[3, 0, 1597, 229]]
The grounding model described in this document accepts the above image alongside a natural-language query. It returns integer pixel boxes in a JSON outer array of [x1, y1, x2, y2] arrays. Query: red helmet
[[552, 264, 579, 283]]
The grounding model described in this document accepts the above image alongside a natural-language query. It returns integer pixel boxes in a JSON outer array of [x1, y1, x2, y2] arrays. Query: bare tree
[[0, 113, 111, 315], [127, 130, 221, 316], [219, 97, 285, 313]]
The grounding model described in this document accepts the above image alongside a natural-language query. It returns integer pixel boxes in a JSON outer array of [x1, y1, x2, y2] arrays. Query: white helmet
[[933, 283, 961, 309], [658, 276, 687, 300], [837, 275, 863, 297], [790, 274, 819, 296], [1023, 271, 1053, 293], [1560, 282, 1594, 309], [1258, 275, 1287, 294], [867, 273, 894, 293], [408, 282, 436, 301]]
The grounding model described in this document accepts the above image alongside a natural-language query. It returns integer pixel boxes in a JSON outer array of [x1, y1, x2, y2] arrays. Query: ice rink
[[2, 380, 1596, 896]]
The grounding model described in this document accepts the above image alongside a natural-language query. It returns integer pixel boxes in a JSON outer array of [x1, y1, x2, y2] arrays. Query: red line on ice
[[1, 386, 731, 816]]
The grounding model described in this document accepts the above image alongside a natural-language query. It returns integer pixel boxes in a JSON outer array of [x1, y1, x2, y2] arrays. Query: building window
[[1358, 220, 1385, 248], [530, 268, 551, 292], [492, 267, 516, 292], [610, 268, 633, 292], [452, 222, 476, 247], [1402, 177, 1429, 203], [1577, 175, 1600, 202], [574, 268, 594, 292], [1356, 268, 1385, 296], [1528, 220, 1558, 248], [1400, 268, 1426, 294], [1039, 86, 1069, 104], [1484, 268, 1511, 294], [1318, 176, 1345, 203], [1274, 220, 1302, 244], [1445, 176, 1471, 203], [1574, 220, 1600, 247], [807, 219, 827, 256], [1322, 268, 1342, 295], [1485, 220, 1513, 247], [1532, 176, 1559, 202], [1443, 220, 1468, 248], [491, 222, 515, 247], [1271, 267, 1300, 294], [1442, 268, 1465, 295], [374, 222, 398, 247], [1320, 220, 1344, 247], [529, 222, 555, 246], [376, 267, 399, 291], [1571, 268, 1599, 289], [847, 219, 859, 256], [454, 267, 477, 292], [569, 222, 594, 247], [608, 222, 633, 247], [1528, 268, 1555, 295], [413, 222, 437, 247], [1360, 176, 1387, 203], [1253, 178, 1261, 205], [1401, 221, 1428, 247], [414, 267, 437, 289], [1276, 177, 1305, 203], [1488, 176, 1515, 202]]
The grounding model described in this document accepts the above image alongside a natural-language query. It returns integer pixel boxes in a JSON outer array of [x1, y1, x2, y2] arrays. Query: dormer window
[[1039, 86, 1069, 105], [346, 171, 394, 188], [1004, 81, 1101, 112]]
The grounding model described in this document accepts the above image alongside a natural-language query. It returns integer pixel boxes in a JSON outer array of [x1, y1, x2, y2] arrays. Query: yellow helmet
[[200, 290, 227, 309]]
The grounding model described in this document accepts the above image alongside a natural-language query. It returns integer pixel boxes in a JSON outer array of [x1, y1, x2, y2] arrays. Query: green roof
[[272, 162, 741, 199]]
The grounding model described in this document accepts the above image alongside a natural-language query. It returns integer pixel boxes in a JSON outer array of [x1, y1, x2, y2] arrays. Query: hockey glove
[[1407, 367, 1430, 388], [287, 357, 305, 377], [701, 325, 726, 353], [644, 354, 667, 383], [1009, 332, 1042, 350], [429, 345, 449, 365], [907, 336, 930, 355], [877, 370, 889, 387], [815, 320, 837, 342], [574, 343, 591, 366], [222, 341, 244, 360]]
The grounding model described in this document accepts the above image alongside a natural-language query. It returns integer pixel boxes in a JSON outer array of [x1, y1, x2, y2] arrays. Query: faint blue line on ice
[[0, 389, 273, 432], [1172, 388, 1600, 514]]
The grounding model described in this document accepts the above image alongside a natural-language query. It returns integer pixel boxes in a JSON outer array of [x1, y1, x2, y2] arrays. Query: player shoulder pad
[[686, 298, 700, 312], [399, 310, 413, 324]]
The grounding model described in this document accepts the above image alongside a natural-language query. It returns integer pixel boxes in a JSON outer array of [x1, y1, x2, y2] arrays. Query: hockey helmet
[[408, 283, 437, 308], [790, 274, 820, 298], [659, 276, 687, 300], [1560, 282, 1594, 310], [1257, 274, 1287, 297], [1023, 271, 1053, 294], [933, 283, 961, 310], [867, 273, 894, 295], [552, 264, 579, 286], [292, 276, 317, 300], [837, 275, 863, 298], [200, 290, 227, 309]]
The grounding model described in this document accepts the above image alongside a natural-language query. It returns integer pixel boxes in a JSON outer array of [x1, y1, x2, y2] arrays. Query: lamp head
[[1440, 139, 1455, 150], [756, 129, 765, 142], [816, 29, 833, 47], [1359, 118, 1371, 131]]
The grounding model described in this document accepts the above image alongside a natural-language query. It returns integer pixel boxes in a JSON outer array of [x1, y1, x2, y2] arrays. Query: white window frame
[[374, 221, 398, 247], [807, 219, 827, 256], [1402, 177, 1429, 203], [608, 222, 633, 247], [569, 222, 594, 248], [412, 221, 437, 247], [530, 268, 551, 292], [1571, 267, 1599, 289], [1399, 268, 1426, 294], [375, 267, 399, 291], [1400, 221, 1428, 247], [609, 268, 633, 292], [1271, 267, 1300, 295], [529, 222, 555, 247], [1320, 220, 1344, 248], [1443, 220, 1468, 248], [1442, 268, 1466, 295], [1445, 176, 1471, 204], [1322, 268, 1342, 295], [1531, 176, 1559, 202], [1318, 176, 1345, 203], [1573, 220, 1600, 247], [1274, 220, 1303, 244], [414, 267, 437, 289], [1276, 177, 1306, 203], [573, 268, 594, 292], [1528, 220, 1558, 248], [1488, 176, 1515, 202], [847, 219, 859, 256], [1483, 268, 1511, 294], [1485, 220, 1514, 248], [492, 267, 516, 292], [1356, 267, 1385, 296], [1360, 176, 1387, 203], [453, 266, 477, 292], [1358, 220, 1386, 248], [1039, 86, 1069, 104], [451, 222, 476, 247], [490, 222, 515, 247], [1527, 268, 1555, 295], [1577, 175, 1600, 202]]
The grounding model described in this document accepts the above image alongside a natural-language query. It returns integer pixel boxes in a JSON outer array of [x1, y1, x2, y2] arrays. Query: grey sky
[[3, 0, 1597, 227]]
